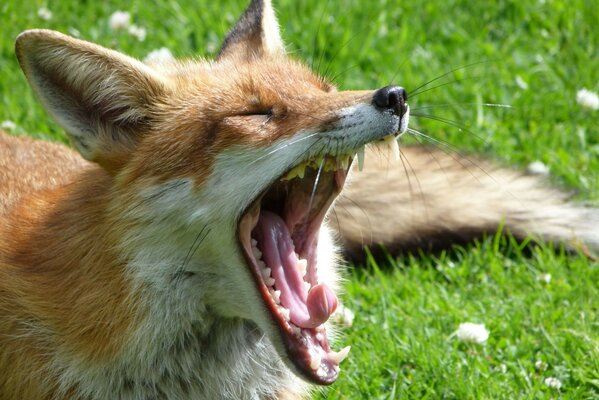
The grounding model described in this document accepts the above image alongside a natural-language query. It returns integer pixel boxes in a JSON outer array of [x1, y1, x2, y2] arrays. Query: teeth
[[328, 346, 351, 365], [304, 281, 311, 292], [337, 155, 349, 170], [265, 277, 275, 286], [269, 289, 281, 303], [252, 247, 262, 259], [290, 325, 302, 337], [315, 332, 324, 342], [282, 163, 307, 180], [310, 352, 322, 370], [297, 259, 308, 276], [324, 158, 337, 172], [279, 306, 290, 321], [261, 267, 271, 279], [383, 135, 400, 161], [317, 367, 327, 378], [356, 146, 365, 171], [251, 239, 258, 247]]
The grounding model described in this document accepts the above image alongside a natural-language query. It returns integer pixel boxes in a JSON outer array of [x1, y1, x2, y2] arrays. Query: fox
[[0, 0, 597, 398]]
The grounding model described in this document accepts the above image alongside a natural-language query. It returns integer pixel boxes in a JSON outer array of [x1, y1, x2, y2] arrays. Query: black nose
[[372, 85, 408, 117]]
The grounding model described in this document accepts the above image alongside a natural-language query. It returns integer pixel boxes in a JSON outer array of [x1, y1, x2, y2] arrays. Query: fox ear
[[218, 0, 285, 61], [15, 29, 168, 172]]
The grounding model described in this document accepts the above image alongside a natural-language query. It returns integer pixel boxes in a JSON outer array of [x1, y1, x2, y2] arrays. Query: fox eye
[[251, 108, 274, 117]]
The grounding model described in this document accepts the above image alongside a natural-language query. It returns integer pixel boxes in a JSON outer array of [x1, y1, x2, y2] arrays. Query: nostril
[[372, 85, 408, 116]]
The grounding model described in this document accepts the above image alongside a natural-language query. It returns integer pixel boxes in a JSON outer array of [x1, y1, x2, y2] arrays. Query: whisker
[[247, 131, 321, 166], [307, 147, 327, 216], [397, 147, 415, 201], [182, 225, 210, 269], [410, 75, 484, 98], [407, 128, 491, 185], [409, 60, 495, 95], [410, 113, 491, 146], [411, 102, 512, 111], [310, 0, 331, 71], [321, 30, 367, 81], [314, 0, 332, 74]]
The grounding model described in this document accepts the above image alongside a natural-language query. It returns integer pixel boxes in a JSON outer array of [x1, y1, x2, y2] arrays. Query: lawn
[[1, 0, 597, 398]]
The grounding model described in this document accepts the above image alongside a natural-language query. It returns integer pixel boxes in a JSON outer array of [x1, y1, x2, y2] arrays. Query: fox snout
[[372, 85, 408, 118]]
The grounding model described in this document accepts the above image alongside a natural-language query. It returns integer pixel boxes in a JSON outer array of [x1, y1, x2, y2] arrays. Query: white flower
[[576, 88, 599, 110], [1, 120, 16, 131], [535, 360, 547, 371], [144, 48, 175, 64], [544, 377, 562, 390], [538, 273, 552, 284], [128, 25, 146, 41], [456, 322, 489, 344], [109, 11, 130, 31], [37, 7, 53, 21], [331, 304, 355, 328], [527, 161, 550, 176]]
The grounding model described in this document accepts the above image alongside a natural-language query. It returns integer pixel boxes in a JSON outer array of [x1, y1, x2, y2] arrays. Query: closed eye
[[238, 108, 274, 117]]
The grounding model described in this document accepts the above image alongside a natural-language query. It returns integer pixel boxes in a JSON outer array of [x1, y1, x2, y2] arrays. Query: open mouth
[[238, 153, 354, 384]]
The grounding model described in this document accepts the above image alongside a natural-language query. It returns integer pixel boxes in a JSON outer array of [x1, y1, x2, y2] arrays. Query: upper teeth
[[282, 154, 352, 181], [297, 258, 308, 276], [381, 135, 400, 161], [356, 145, 365, 171]]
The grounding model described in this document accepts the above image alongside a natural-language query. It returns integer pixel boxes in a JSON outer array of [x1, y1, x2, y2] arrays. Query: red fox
[[0, 0, 597, 398]]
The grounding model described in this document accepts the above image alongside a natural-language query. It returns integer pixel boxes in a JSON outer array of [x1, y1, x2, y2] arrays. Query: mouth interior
[[238, 156, 352, 384]]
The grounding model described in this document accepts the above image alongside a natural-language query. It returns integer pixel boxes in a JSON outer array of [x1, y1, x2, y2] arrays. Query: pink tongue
[[252, 211, 338, 328], [306, 283, 338, 326]]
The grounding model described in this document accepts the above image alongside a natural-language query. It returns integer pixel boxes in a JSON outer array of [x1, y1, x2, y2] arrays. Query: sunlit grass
[[1, 1, 597, 398]]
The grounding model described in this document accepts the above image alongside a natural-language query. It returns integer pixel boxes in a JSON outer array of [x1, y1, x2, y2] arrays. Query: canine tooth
[[356, 146, 365, 171], [297, 259, 308, 276], [338, 155, 349, 170], [261, 267, 271, 279], [310, 352, 322, 370], [383, 135, 400, 161], [297, 164, 306, 178], [328, 346, 351, 365]]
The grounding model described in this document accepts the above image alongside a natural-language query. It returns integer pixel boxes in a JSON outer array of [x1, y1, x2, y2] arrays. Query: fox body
[[1, 0, 597, 399]]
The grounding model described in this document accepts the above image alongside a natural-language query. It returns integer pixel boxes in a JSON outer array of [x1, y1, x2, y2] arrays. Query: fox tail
[[333, 146, 599, 258]]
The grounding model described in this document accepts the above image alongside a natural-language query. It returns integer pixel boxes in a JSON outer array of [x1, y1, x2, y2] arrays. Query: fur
[[0, 0, 597, 399]]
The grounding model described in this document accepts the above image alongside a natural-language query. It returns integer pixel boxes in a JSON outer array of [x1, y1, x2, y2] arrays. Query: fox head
[[15, 0, 409, 385]]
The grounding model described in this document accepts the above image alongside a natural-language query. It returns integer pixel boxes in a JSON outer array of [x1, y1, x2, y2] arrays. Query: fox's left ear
[[217, 0, 285, 61], [16, 29, 169, 173]]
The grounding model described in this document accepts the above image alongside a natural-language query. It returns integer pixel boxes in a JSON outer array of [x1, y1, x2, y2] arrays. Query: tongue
[[252, 211, 338, 328]]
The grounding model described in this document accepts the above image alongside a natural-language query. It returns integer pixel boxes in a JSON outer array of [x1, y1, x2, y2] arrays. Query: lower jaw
[[237, 168, 349, 384]]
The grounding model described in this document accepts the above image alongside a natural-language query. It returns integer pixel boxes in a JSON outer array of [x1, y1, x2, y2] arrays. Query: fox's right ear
[[217, 0, 285, 61], [15, 29, 169, 172]]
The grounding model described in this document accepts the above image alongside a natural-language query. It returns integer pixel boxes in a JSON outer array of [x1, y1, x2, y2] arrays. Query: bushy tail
[[333, 146, 599, 259]]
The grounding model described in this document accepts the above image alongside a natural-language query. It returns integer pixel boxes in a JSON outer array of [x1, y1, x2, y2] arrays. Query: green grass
[[1, 0, 598, 398]]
